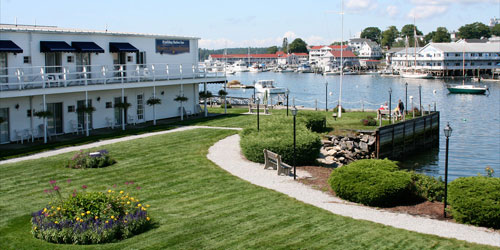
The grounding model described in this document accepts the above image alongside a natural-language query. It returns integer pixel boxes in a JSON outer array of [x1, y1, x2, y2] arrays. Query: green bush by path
[[409, 172, 444, 202], [298, 112, 326, 133], [448, 177, 500, 229], [240, 116, 322, 166], [328, 160, 412, 207]]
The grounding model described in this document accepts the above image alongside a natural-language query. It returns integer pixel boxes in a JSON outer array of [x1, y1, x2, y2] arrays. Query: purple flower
[[53, 186, 60, 191], [49, 180, 56, 185], [43, 189, 48, 193], [130, 181, 134, 185], [136, 186, 141, 190], [125, 182, 129, 185], [82, 185, 87, 189], [67, 179, 72, 184]]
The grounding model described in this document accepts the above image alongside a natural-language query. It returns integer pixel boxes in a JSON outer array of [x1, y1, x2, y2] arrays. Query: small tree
[[174, 95, 188, 121], [218, 89, 229, 113], [199, 91, 213, 117], [146, 97, 162, 125]]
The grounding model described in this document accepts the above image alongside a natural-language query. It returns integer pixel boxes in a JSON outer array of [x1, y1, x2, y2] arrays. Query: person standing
[[398, 99, 405, 120]]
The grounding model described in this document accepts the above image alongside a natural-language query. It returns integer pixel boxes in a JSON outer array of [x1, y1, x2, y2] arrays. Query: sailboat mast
[[413, 22, 417, 72], [338, 0, 344, 118]]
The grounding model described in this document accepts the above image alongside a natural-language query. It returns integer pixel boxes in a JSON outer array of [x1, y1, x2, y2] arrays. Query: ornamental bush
[[448, 176, 500, 229], [65, 149, 116, 169], [328, 159, 412, 207], [32, 180, 152, 244], [240, 116, 321, 166], [298, 112, 326, 133], [409, 172, 444, 202]]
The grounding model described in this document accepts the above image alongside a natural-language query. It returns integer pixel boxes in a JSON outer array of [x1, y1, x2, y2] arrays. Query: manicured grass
[[0, 129, 492, 249]]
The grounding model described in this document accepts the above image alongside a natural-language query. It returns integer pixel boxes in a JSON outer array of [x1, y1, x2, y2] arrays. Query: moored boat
[[254, 80, 286, 94], [447, 83, 488, 94]]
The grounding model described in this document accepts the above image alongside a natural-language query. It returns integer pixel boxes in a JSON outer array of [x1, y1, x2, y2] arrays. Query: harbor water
[[201, 72, 500, 181]]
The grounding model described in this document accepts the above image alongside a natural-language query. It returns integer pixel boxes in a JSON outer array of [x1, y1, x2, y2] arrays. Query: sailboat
[[447, 44, 489, 94], [401, 23, 433, 79]]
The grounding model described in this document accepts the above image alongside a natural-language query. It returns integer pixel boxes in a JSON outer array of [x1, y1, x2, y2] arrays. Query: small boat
[[297, 64, 313, 73], [254, 80, 286, 94], [401, 71, 433, 79], [232, 60, 249, 72], [447, 82, 488, 94], [323, 70, 340, 76], [226, 70, 235, 75], [249, 64, 262, 73]]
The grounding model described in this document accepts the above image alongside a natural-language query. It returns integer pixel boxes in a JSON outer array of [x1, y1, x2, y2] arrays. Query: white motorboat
[[232, 60, 249, 72], [254, 80, 286, 94], [400, 71, 433, 79], [249, 64, 262, 73]]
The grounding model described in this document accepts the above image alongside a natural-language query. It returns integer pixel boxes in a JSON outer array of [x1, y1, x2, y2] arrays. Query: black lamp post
[[253, 80, 256, 103], [256, 97, 260, 132], [292, 106, 298, 180], [388, 88, 392, 123], [286, 89, 290, 116], [443, 122, 453, 218], [405, 82, 408, 113], [325, 80, 328, 112]]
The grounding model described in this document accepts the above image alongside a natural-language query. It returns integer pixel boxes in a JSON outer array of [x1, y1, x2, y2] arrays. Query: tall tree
[[432, 27, 451, 43], [267, 46, 278, 54], [288, 38, 308, 53], [458, 22, 491, 39], [492, 24, 500, 36], [330, 41, 348, 46], [401, 24, 423, 38], [360, 27, 382, 42], [282, 37, 288, 53], [381, 26, 399, 47]]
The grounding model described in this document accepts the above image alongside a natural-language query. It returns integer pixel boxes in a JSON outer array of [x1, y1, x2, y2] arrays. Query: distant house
[[358, 41, 382, 59], [384, 47, 405, 67], [348, 38, 371, 52], [319, 50, 358, 70], [208, 52, 308, 65], [308, 45, 351, 64]]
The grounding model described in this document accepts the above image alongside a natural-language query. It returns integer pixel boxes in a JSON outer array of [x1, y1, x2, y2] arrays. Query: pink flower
[[67, 179, 72, 184], [49, 180, 56, 185], [53, 186, 60, 191], [125, 182, 129, 185], [82, 185, 87, 189], [136, 186, 141, 190], [130, 181, 134, 185], [113, 184, 117, 188], [43, 189, 48, 193]]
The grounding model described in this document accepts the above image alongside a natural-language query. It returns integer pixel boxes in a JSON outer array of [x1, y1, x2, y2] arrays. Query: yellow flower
[[55, 221, 59, 224], [51, 206, 54, 209], [81, 212, 85, 216], [137, 199, 140, 202], [146, 217, 150, 221], [120, 190, 124, 194], [142, 207, 147, 211], [105, 220, 109, 224], [111, 215, 114, 219], [34, 226, 37, 230], [108, 189, 112, 193], [124, 220, 127, 223], [57, 207, 61, 211], [76, 217, 80, 221], [137, 204, 142, 207], [125, 212, 128, 215], [127, 201, 130, 205], [95, 216, 98, 220], [86, 211, 90, 215], [80, 219, 83, 223], [146, 204, 150, 208]]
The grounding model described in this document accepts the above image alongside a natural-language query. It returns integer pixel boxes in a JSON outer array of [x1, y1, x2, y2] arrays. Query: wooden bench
[[249, 104, 270, 114], [377, 109, 390, 120], [263, 149, 292, 176]]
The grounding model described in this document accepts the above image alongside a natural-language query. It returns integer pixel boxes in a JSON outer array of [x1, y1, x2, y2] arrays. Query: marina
[[202, 72, 500, 180]]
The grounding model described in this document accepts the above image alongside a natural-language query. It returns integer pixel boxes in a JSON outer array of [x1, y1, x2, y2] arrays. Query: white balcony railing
[[0, 63, 226, 92]]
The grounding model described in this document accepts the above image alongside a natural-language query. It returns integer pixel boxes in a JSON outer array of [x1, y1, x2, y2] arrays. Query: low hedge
[[328, 159, 445, 207], [298, 112, 326, 133], [240, 116, 321, 166], [328, 159, 412, 207], [448, 176, 500, 229]]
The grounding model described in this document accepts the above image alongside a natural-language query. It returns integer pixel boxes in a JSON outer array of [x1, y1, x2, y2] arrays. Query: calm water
[[202, 72, 500, 180]]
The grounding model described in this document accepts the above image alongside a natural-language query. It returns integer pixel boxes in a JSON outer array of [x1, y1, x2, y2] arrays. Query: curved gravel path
[[0, 126, 241, 165], [207, 134, 500, 247]]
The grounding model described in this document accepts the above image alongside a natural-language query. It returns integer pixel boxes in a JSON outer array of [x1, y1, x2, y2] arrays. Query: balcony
[[0, 63, 226, 95]]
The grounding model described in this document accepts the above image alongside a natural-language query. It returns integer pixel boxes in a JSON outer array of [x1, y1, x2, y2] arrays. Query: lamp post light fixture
[[388, 88, 392, 123], [443, 122, 453, 218], [256, 97, 260, 132], [291, 106, 298, 180], [286, 89, 290, 116]]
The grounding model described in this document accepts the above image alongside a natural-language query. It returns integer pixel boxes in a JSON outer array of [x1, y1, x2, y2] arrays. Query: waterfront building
[[308, 45, 351, 65], [208, 52, 308, 65], [348, 38, 371, 53], [358, 41, 382, 59], [390, 43, 500, 76], [0, 24, 225, 144], [319, 50, 358, 70]]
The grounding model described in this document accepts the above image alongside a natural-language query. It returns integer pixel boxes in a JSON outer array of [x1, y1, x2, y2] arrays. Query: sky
[[1, 0, 499, 49]]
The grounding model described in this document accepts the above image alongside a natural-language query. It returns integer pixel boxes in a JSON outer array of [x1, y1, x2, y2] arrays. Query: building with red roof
[[308, 45, 353, 65], [208, 51, 308, 65]]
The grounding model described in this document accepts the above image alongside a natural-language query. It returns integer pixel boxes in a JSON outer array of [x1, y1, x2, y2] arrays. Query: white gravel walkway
[[0, 126, 241, 165], [207, 134, 500, 247]]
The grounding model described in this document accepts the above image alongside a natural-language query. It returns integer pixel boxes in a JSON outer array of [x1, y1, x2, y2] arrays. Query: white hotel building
[[0, 24, 225, 144]]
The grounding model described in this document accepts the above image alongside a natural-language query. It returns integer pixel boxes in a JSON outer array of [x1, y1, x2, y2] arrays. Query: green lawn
[[0, 128, 492, 249]]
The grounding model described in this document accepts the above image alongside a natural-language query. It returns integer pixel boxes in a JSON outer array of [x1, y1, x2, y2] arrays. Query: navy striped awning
[[0, 40, 23, 53], [109, 42, 138, 53], [40, 41, 76, 53], [72, 42, 105, 53]]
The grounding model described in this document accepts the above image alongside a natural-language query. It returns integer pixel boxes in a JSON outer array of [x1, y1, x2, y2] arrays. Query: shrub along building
[[0, 24, 225, 144]]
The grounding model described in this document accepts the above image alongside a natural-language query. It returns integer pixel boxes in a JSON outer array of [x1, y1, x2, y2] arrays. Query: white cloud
[[199, 38, 237, 49], [407, 5, 448, 20], [283, 31, 297, 41], [386, 5, 399, 18], [345, 0, 377, 11], [304, 35, 329, 46]]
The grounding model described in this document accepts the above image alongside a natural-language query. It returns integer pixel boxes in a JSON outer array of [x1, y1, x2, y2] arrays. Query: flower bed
[[65, 149, 116, 169], [31, 180, 152, 244]]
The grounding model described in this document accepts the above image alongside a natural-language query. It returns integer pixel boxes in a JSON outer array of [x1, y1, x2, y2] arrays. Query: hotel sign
[[156, 39, 190, 54]]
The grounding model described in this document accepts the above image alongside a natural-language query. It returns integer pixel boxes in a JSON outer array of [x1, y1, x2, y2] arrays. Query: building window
[[67, 105, 75, 112], [455, 63, 460, 66], [67, 56, 74, 63], [488, 62, 492, 65], [471, 62, 475, 66], [105, 102, 113, 109], [27, 109, 33, 117], [136, 52, 146, 67], [127, 56, 133, 62], [23, 56, 31, 64], [455, 53, 460, 57], [478, 53, 482, 57]]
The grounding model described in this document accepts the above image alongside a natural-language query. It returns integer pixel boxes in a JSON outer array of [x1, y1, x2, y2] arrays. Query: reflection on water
[[202, 72, 500, 181]]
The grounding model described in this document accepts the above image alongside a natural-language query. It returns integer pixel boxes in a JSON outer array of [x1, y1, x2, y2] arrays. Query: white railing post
[[40, 68, 46, 88], [63, 67, 68, 87], [180, 64, 183, 80], [136, 65, 140, 82], [16, 69, 23, 90], [120, 65, 124, 84], [101, 66, 107, 84], [152, 64, 156, 82], [192, 64, 195, 79], [83, 66, 88, 86], [166, 64, 169, 80]]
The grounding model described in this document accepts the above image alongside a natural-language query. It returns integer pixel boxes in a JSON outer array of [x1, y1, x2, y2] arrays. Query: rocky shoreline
[[317, 133, 377, 167]]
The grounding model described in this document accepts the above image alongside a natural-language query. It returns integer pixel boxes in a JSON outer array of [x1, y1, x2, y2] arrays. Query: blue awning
[[72, 42, 105, 53], [40, 41, 76, 53], [109, 42, 138, 53], [0, 40, 23, 53]]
